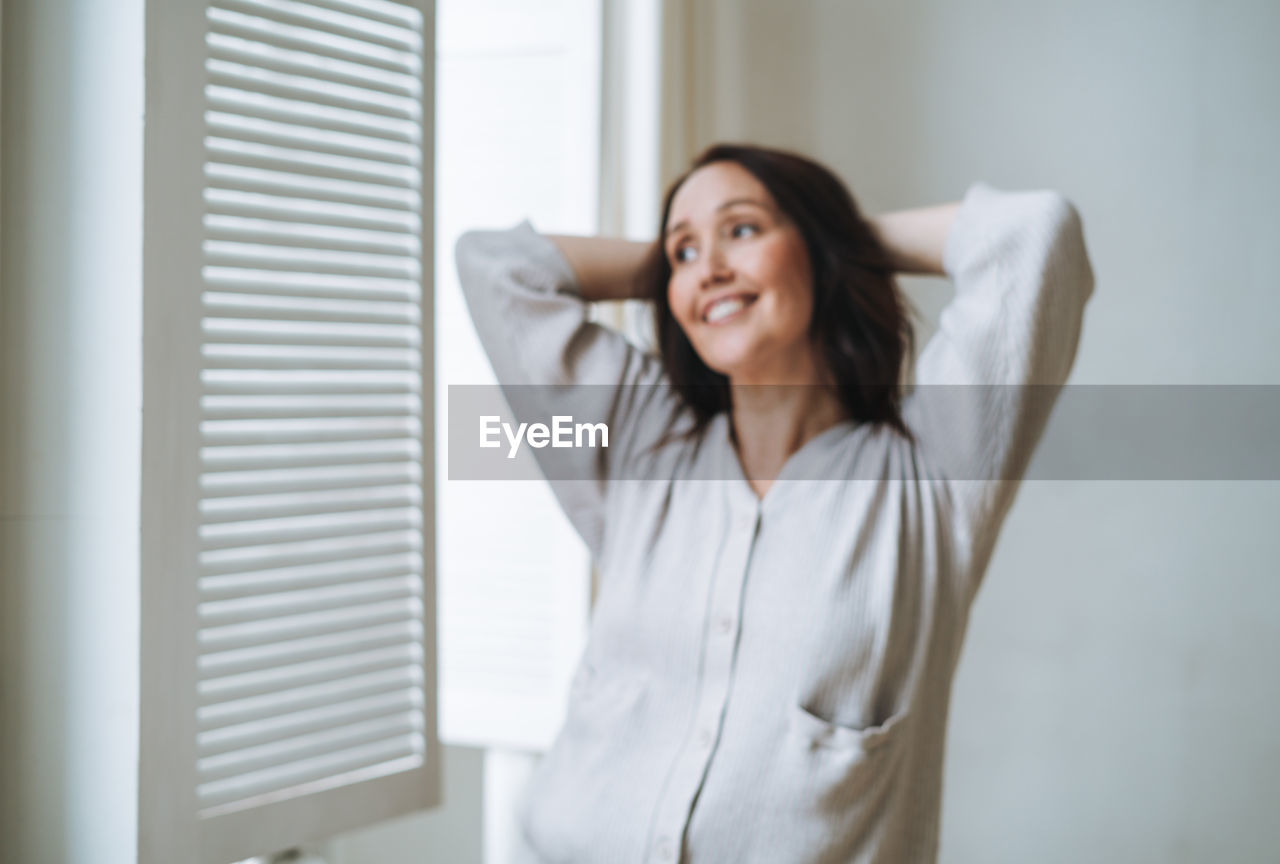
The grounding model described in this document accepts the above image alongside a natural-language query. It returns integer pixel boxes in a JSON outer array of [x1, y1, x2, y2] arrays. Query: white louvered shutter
[[139, 2, 439, 862]]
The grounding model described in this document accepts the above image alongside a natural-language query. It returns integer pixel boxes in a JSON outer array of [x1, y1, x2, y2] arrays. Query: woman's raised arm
[[867, 201, 961, 276], [896, 184, 1095, 581], [543, 234, 653, 302], [453, 220, 676, 561]]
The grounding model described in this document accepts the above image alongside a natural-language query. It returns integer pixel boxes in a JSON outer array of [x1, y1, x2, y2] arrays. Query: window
[[434, 0, 602, 756]]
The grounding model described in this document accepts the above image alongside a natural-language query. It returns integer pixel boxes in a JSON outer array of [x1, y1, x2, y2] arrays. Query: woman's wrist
[[868, 202, 961, 277]]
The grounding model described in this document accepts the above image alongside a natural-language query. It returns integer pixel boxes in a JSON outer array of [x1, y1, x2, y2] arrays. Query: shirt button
[[697, 727, 714, 748], [657, 836, 675, 860], [716, 615, 733, 635]]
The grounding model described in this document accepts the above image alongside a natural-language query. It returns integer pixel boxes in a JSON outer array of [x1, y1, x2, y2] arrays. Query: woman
[[454, 142, 1094, 863]]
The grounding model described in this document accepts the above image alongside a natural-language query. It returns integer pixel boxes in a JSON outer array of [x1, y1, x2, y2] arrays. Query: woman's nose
[[697, 243, 733, 288]]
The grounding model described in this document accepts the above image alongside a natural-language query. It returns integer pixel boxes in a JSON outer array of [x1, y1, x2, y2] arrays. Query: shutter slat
[[203, 267, 419, 301], [199, 506, 422, 550], [202, 394, 422, 420], [206, 136, 420, 187], [198, 600, 423, 656], [200, 369, 420, 393], [204, 116, 420, 176], [206, 32, 420, 97], [197, 737, 424, 813], [201, 573, 420, 624], [204, 213, 420, 254], [200, 642, 423, 703], [206, 86, 418, 144], [203, 291, 419, 323], [197, 604, 422, 660], [202, 318, 419, 347], [201, 485, 421, 525], [198, 665, 422, 729], [303, 0, 423, 30], [219, 0, 420, 52], [201, 417, 421, 444], [198, 712, 422, 782], [199, 620, 423, 679], [201, 345, 420, 371], [207, 7, 420, 74], [201, 456, 419, 489], [197, 687, 422, 755], [204, 132, 417, 182], [200, 551, 423, 598], [204, 189, 420, 234], [203, 240, 420, 277], [207, 58, 419, 120], [206, 161, 417, 207], [199, 527, 420, 574], [201, 483, 421, 522], [201, 439, 421, 471]]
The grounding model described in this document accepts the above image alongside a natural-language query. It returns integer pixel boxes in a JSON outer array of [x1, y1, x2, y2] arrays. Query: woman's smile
[[703, 292, 759, 325]]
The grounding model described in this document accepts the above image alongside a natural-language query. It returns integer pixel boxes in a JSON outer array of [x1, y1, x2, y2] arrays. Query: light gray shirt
[[454, 182, 1095, 863]]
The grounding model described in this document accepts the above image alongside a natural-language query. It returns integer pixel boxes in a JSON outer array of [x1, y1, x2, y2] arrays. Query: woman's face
[[664, 161, 818, 382]]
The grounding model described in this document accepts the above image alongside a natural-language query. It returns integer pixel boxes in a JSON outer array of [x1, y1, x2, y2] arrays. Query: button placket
[[646, 498, 760, 863]]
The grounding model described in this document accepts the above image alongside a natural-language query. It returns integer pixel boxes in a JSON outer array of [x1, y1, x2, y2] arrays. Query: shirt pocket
[[746, 705, 911, 863], [518, 664, 649, 861], [787, 702, 908, 754]]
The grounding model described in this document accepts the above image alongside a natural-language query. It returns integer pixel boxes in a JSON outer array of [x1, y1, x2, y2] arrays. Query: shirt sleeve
[[453, 219, 672, 560], [902, 182, 1096, 554]]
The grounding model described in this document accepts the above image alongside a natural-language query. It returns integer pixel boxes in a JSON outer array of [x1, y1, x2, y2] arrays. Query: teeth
[[706, 297, 747, 323]]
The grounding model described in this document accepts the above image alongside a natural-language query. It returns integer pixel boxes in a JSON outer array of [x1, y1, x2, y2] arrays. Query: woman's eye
[[671, 223, 758, 265]]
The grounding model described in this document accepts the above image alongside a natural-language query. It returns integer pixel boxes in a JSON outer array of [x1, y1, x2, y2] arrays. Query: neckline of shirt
[[714, 412, 862, 516]]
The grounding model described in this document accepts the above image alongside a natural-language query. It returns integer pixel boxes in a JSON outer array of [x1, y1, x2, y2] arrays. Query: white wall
[[0, 0, 145, 862], [682, 0, 1280, 861]]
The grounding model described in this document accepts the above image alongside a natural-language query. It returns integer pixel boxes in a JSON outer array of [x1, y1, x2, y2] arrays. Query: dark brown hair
[[633, 142, 917, 449]]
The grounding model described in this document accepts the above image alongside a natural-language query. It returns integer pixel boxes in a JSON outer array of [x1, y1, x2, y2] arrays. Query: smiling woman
[[548, 143, 941, 497], [454, 140, 1094, 864], [640, 145, 920, 445]]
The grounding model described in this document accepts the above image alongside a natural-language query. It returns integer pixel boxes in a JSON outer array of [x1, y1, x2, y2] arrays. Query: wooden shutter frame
[[139, 3, 439, 861]]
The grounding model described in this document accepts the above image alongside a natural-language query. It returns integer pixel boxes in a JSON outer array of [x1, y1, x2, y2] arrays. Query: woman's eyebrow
[[666, 198, 769, 240]]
